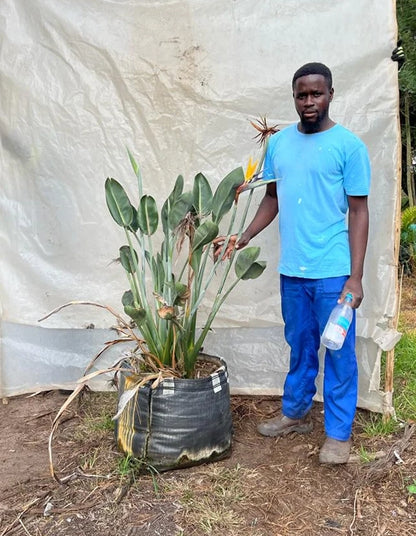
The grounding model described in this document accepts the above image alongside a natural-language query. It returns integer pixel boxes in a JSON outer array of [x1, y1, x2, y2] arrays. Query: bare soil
[[1, 276, 415, 536]]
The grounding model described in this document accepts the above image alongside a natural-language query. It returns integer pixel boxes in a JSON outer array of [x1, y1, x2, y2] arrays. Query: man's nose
[[304, 95, 314, 106]]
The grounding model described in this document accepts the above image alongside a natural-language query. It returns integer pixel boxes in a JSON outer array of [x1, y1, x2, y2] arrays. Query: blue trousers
[[280, 275, 358, 441]]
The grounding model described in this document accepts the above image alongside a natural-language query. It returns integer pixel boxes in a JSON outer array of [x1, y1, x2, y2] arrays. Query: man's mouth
[[302, 110, 317, 119]]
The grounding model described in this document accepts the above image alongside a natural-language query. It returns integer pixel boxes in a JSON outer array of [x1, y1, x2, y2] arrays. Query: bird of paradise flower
[[214, 117, 280, 260], [235, 117, 280, 201]]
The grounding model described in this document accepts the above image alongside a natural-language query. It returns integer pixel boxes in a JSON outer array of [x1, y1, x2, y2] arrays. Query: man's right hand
[[213, 232, 250, 261]]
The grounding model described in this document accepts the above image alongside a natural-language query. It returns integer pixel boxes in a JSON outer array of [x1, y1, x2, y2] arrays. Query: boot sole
[[319, 455, 350, 464], [257, 421, 313, 438]]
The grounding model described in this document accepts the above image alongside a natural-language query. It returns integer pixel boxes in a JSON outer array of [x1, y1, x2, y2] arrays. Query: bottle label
[[337, 316, 350, 332]]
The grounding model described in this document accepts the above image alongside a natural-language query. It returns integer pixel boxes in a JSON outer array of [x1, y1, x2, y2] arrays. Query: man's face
[[293, 74, 334, 133]]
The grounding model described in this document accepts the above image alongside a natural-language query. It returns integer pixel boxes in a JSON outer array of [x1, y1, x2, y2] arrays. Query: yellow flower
[[244, 156, 258, 182]]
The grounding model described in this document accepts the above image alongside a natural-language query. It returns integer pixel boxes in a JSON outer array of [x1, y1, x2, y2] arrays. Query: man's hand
[[213, 232, 251, 261], [391, 40, 405, 70], [339, 277, 364, 309]]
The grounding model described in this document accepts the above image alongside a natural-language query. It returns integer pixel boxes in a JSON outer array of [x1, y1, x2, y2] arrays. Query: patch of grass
[[80, 446, 101, 471], [89, 413, 115, 432], [116, 454, 159, 485], [358, 444, 377, 463], [117, 454, 146, 478], [162, 464, 261, 535], [356, 411, 399, 437], [393, 331, 416, 422], [73, 392, 117, 441]]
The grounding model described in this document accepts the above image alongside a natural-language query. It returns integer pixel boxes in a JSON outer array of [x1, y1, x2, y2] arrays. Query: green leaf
[[152, 254, 165, 292], [211, 167, 244, 223], [193, 173, 213, 216], [124, 305, 146, 325], [121, 290, 134, 307], [119, 245, 138, 274], [169, 191, 193, 229], [138, 195, 158, 235], [127, 148, 143, 198], [192, 220, 219, 251], [105, 178, 134, 227], [130, 206, 139, 232], [127, 148, 140, 178], [161, 175, 184, 231], [240, 260, 266, 280], [235, 246, 261, 279], [190, 247, 202, 274]]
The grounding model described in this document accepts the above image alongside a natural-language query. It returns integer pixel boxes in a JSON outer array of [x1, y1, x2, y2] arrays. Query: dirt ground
[[1, 276, 415, 536]]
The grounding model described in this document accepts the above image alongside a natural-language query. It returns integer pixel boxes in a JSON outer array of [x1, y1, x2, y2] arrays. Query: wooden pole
[[383, 98, 403, 421]]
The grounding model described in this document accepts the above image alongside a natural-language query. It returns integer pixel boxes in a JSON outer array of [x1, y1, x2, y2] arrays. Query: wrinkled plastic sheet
[[0, 0, 400, 412]]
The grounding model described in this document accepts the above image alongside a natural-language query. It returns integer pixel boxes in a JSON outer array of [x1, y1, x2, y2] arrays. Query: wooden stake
[[383, 100, 403, 421]]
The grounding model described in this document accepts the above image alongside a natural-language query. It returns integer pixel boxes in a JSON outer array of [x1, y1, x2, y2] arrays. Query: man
[[221, 63, 371, 464]]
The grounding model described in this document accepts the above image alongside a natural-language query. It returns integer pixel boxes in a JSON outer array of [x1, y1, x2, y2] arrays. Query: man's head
[[292, 62, 334, 134], [292, 62, 333, 90]]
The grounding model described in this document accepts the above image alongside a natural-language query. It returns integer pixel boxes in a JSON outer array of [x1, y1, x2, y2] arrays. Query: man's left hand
[[339, 277, 364, 309]]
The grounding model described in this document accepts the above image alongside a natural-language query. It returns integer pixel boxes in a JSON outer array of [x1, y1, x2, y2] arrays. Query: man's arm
[[237, 182, 279, 248], [213, 182, 278, 260], [341, 195, 369, 309]]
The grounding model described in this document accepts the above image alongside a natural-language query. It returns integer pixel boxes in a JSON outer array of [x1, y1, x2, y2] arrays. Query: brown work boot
[[257, 414, 313, 437], [319, 437, 351, 464]]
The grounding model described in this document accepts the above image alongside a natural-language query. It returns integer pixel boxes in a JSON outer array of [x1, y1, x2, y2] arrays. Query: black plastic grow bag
[[114, 355, 233, 471]]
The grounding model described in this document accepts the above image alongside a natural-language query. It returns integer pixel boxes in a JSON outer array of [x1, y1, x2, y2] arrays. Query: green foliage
[[397, 0, 416, 95], [400, 206, 416, 272], [117, 454, 152, 479], [358, 445, 376, 463], [392, 331, 416, 421], [106, 151, 274, 377], [396, 1, 416, 202], [356, 411, 399, 437]]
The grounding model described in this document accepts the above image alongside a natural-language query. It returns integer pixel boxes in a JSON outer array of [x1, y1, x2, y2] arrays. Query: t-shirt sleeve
[[343, 141, 371, 196]]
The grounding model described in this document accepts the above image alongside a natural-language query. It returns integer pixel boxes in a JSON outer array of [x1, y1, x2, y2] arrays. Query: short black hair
[[292, 62, 333, 90]]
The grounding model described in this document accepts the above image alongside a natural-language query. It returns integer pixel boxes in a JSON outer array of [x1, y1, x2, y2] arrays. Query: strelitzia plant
[[40, 119, 279, 481], [105, 119, 279, 378]]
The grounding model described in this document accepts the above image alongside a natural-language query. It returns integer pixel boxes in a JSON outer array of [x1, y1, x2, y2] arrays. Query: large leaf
[[240, 260, 266, 280], [137, 195, 158, 235], [211, 167, 245, 223], [235, 246, 261, 279], [105, 178, 134, 228], [119, 245, 138, 274], [169, 191, 193, 229], [130, 206, 139, 232], [192, 220, 219, 251], [193, 173, 213, 216], [161, 175, 184, 231]]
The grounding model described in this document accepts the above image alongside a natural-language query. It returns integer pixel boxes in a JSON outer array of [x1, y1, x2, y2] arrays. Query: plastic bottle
[[321, 293, 354, 350]]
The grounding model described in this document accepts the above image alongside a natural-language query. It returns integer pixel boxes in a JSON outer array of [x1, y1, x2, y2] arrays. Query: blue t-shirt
[[263, 123, 371, 278]]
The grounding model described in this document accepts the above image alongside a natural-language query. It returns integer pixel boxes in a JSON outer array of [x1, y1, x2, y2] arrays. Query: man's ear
[[329, 88, 334, 101]]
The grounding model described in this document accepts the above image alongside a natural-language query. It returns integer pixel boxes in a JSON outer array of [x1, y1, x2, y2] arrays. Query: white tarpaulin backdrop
[[0, 0, 401, 411]]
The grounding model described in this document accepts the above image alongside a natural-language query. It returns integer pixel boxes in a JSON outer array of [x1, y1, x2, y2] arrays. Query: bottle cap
[[345, 292, 353, 302]]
